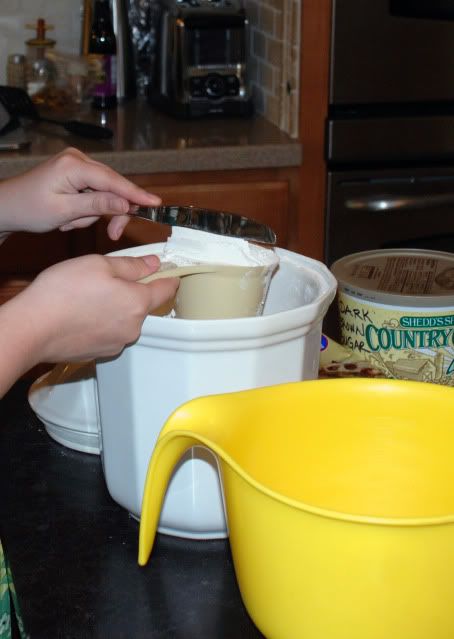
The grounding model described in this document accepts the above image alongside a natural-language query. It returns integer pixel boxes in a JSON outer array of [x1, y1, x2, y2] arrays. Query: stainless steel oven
[[330, 0, 454, 106], [324, 0, 454, 336], [326, 167, 454, 265], [326, 0, 454, 265]]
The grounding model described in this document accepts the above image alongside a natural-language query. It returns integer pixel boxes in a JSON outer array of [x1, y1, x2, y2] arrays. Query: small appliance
[[149, 0, 253, 118]]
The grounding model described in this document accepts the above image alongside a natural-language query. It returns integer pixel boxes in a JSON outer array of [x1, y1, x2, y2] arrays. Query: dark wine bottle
[[89, 0, 117, 109]]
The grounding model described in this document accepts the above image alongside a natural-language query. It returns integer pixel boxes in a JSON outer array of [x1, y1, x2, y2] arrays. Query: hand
[[0, 254, 179, 387], [0, 147, 161, 241]]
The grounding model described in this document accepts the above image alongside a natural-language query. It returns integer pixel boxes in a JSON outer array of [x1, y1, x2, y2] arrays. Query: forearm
[[0, 295, 44, 398], [0, 175, 28, 234]]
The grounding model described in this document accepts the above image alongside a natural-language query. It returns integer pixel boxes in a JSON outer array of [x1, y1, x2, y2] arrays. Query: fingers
[[59, 150, 162, 208], [59, 215, 100, 231], [143, 277, 180, 314], [60, 212, 130, 237], [62, 190, 131, 219], [107, 214, 130, 240], [105, 254, 179, 318], [106, 254, 179, 313], [52, 147, 162, 222]]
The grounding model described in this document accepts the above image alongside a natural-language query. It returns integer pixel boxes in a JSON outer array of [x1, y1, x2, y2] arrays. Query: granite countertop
[[0, 382, 265, 639], [0, 99, 302, 179]]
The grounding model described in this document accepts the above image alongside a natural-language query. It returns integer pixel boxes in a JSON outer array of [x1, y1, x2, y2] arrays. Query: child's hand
[[0, 147, 160, 241], [2, 253, 179, 367]]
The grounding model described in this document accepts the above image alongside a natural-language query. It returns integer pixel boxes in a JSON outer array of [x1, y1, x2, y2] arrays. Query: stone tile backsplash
[[245, 0, 301, 138], [0, 0, 300, 137]]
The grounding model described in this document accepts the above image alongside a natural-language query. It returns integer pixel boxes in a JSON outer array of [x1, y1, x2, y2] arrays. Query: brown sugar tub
[[330, 249, 454, 385]]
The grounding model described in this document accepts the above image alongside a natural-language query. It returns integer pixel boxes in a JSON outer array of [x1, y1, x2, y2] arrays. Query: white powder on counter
[[162, 226, 279, 268]]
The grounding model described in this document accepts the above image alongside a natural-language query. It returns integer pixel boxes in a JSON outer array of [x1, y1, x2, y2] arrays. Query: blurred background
[[0, 0, 301, 136]]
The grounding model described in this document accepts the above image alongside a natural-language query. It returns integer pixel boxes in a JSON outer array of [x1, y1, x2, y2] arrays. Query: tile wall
[[245, 0, 301, 137]]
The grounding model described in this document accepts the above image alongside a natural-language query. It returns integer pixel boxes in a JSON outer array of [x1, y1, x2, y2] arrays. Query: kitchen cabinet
[[0, 230, 70, 274], [0, 230, 72, 305]]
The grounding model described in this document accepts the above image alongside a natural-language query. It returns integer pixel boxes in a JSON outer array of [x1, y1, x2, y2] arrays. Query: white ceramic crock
[[96, 244, 337, 539]]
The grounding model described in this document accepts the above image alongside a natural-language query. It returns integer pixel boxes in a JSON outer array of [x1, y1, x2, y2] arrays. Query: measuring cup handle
[[137, 265, 217, 284], [137, 269, 181, 284]]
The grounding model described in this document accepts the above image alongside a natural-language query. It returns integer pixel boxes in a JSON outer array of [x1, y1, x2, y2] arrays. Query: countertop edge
[[0, 143, 302, 179]]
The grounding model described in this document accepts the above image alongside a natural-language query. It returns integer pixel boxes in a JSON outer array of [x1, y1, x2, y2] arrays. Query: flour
[[162, 226, 279, 268]]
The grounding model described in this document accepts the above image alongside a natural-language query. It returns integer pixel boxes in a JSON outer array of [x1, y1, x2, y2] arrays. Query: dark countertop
[[0, 382, 264, 639], [0, 99, 302, 179]]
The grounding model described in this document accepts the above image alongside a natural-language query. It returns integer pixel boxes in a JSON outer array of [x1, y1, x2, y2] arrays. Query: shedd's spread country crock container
[[331, 249, 454, 385]]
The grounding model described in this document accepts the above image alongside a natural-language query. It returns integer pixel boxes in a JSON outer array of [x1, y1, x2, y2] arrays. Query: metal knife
[[129, 204, 277, 245]]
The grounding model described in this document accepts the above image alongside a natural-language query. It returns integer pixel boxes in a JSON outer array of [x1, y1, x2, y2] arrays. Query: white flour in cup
[[161, 226, 279, 319], [162, 226, 279, 268]]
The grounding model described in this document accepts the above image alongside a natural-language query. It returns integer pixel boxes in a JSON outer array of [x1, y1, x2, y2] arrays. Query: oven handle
[[345, 193, 454, 212]]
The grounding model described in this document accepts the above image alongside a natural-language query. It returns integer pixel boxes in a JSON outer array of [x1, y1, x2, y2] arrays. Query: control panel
[[190, 74, 240, 99]]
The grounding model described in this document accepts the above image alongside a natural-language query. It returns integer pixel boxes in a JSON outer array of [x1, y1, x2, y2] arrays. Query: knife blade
[[129, 204, 277, 245]]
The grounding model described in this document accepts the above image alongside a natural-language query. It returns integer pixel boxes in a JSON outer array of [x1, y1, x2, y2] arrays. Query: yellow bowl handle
[[138, 433, 202, 565]]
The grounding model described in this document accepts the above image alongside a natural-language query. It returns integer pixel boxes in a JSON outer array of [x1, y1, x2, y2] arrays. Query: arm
[[0, 148, 174, 398], [0, 254, 179, 398]]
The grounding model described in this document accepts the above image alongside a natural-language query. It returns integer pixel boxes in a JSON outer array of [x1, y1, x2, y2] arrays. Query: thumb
[[142, 277, 180, 315], [105, 254, 161, 282]]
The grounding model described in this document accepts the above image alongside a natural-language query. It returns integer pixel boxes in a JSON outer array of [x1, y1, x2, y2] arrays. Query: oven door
[[325, 167, 454, 267], [330, 0, 454, 105]]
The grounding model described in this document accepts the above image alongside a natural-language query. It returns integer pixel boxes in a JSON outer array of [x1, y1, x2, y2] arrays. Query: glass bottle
[[88, 0, 117, 109]]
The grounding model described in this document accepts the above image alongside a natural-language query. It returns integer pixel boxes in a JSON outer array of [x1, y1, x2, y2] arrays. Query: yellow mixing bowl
[[139, 378, 454, 639]]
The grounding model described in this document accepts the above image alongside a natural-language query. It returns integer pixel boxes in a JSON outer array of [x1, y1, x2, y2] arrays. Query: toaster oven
[[149, 0, 253, 118]]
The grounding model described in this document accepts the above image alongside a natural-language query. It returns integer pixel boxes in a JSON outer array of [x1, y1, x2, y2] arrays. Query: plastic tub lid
[[331, 248, 454, 308]]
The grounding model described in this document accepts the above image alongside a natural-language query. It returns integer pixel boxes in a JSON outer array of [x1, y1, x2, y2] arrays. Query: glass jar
[[6, 54, 26, 89], [25, 19, 57, 100]]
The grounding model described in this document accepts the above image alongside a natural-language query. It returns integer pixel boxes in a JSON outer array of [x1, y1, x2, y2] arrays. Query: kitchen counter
[[0, 382, 265, 639], [0, 99, 302, 179]]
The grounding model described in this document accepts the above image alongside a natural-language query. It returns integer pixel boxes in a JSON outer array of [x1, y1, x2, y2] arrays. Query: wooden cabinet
[[0, 230, 73, 306], [0, 230, 71, 275]]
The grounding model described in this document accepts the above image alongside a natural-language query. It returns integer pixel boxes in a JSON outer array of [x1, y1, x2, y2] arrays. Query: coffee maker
[[149, 0, 253, 118]]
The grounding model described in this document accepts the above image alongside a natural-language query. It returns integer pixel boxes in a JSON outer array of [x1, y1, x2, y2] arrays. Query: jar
[[6, 54, 26, 89], [25, 19, 57, 99]]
